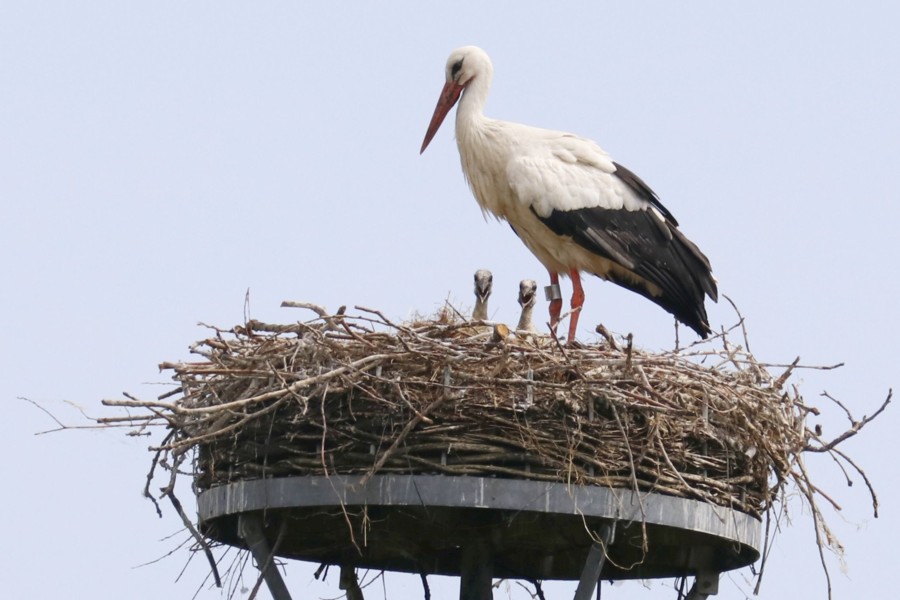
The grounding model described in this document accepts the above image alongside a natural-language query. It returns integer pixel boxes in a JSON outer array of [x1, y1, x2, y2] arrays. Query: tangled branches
[[104, 304, 881, 520], [95, 302, 888, 598]]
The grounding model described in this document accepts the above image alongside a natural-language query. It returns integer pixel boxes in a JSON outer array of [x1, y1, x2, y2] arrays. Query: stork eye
[[450, 59, 464, 80]]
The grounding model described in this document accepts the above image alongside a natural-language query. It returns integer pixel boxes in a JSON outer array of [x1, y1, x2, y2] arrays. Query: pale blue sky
[[2, 2, 897, 598]]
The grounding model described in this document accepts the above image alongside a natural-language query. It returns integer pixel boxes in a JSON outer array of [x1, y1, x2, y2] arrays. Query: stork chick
[[472, 269, 493, 321], [516, 279, 538, 333]]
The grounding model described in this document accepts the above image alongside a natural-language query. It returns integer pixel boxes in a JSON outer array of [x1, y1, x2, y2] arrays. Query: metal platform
[[198, 474, 760, 598]]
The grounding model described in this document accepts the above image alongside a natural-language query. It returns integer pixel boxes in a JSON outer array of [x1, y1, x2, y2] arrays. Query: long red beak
[[420, 81, 464, 154]]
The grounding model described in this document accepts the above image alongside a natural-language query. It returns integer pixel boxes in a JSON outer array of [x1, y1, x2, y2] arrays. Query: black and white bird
[[421, 46, 717, 344], [516, 279, 538, 333], [472, 268, 493, 321]]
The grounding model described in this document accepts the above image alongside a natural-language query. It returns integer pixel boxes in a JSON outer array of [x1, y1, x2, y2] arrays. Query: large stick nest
[[95, 302, 889, 597], [116, 303, 872, 520]]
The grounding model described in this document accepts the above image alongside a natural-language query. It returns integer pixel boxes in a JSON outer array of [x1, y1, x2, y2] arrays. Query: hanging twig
[[167, 491, 221, 588]]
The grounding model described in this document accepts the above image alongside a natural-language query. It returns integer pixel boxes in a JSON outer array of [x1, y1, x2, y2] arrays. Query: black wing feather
[[532, 165, 717, 337]]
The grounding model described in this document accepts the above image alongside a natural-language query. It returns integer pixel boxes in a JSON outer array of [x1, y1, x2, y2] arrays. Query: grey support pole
[[239, 514, 293, 600], [459, 541, 494, 600], [340, 566, 364, 600], [573, 522, 616, 600], [685, 571, 719, 600]]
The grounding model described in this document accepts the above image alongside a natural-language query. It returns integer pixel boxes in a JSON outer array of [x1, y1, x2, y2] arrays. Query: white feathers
[[505, 132, 648, 217]]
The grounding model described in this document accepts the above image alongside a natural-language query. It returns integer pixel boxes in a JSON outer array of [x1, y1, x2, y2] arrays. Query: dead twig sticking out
[[167, 492, 221, 588], [624, 333, 634, 370], [594, 324, 618, 350], [807, 389, 891, 454]]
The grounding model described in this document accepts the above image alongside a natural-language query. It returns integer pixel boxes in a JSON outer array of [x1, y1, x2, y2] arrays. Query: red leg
[[567, 269, 584, 344], [548, 271, 562, 329]]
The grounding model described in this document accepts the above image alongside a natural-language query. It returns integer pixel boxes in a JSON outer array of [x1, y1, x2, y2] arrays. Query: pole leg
[[685, 571, 719, 600], [239, 513, 293, 600], [459, 542, 493, 600], [340, 565, 365, 600], [573, 522, 616, 600]]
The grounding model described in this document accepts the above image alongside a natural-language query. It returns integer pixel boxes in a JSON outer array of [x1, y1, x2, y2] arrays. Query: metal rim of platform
[[198, 474, 760, 595], [199, 473, 761, 551]]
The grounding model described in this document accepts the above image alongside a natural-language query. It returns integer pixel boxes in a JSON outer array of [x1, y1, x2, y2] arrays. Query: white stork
[[472, 268, 493, 320], [421, 46, 717, 344]]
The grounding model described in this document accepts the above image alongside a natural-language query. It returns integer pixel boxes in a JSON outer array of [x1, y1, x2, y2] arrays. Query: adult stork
[[421, 46, 717, 344]]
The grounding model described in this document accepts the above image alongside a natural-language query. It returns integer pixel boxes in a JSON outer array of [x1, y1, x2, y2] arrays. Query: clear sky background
[[2, 2, 897, 599]]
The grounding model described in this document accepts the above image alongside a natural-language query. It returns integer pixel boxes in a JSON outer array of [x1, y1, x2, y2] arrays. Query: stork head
[[420, 46, 493, 154], [518, 279, 537, 309], [474, 269, 493, 303]]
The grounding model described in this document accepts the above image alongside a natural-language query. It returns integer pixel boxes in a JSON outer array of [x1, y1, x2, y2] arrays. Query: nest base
[[199, 474, 760, 581]]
